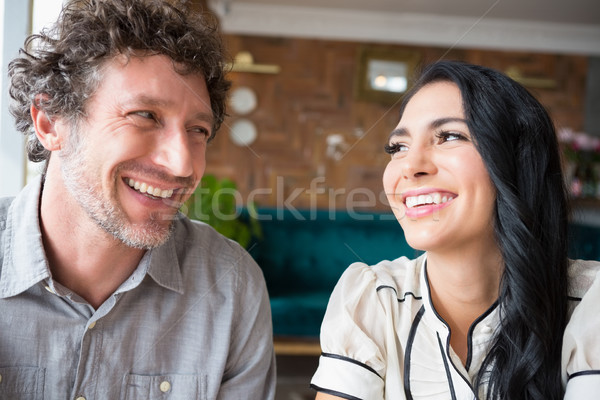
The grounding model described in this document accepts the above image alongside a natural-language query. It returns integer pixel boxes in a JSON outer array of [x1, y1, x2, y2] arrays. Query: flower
[[558, 128, 600, 163]]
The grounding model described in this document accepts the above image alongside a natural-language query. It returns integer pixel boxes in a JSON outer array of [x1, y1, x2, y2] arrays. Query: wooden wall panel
[[203, 35, 588, 212]]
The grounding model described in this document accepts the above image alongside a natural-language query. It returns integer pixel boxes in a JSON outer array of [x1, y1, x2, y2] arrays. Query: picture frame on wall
[[354, 46, 420, 105]]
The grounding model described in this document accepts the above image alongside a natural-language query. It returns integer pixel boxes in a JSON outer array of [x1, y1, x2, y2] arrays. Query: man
[[0, 1, 275, 398]]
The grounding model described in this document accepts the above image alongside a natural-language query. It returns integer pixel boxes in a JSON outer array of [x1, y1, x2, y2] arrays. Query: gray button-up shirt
[[0, 176, 276, 399]]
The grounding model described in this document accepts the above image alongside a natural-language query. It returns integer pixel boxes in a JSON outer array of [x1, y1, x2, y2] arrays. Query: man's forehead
[[91, 54, 213, 117]]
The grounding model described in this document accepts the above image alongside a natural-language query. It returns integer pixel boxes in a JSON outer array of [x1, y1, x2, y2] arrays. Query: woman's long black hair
[[398, 60, 569, 399]]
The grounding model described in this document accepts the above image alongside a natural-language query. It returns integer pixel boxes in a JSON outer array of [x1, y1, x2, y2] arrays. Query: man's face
[[59, 54, 213, 249]]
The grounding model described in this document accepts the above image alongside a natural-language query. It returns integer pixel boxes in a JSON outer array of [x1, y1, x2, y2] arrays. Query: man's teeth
[[405, 193, 454, 208], [127, 179, 174, 199]]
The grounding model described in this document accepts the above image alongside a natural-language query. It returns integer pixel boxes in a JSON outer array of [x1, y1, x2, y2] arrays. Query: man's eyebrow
[[190, 111, 214, 125], [127, 94, 170, 108]]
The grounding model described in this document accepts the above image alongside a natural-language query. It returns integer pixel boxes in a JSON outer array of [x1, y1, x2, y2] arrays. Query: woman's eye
[[436, 131, 465, 143], [384, 142, 408, 156]]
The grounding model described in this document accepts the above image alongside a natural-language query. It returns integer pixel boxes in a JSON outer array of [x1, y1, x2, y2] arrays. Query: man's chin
[[119, 226, 174, 250], [104, 217, 176, 250]]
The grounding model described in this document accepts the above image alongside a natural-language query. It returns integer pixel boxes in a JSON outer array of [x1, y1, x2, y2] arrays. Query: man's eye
[[133, 111, 156, 120], [189, 126, 211, 139]]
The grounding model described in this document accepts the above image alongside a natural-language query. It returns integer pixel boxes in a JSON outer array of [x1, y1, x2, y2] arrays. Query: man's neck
[[39, 169, 145, 309]]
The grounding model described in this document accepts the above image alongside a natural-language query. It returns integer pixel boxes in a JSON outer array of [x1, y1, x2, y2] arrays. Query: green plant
[[184, 174, 262, 248]]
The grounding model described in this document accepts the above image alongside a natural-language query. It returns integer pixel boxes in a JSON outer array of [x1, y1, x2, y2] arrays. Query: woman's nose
[[400, 146, 436, 179]]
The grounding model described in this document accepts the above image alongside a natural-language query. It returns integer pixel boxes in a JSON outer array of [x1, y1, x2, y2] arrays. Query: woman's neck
[[425, 246, 503, 365]]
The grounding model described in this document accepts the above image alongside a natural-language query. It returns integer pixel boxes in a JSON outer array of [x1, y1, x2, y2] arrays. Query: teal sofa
[[569, 223, 600, 260], [247, 208, 600, 338]]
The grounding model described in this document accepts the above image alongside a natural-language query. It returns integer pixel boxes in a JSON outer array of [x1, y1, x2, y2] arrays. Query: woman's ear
[[30, 95, 64, 151]]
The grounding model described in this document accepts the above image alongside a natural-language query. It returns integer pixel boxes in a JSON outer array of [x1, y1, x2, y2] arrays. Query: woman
[[310, 60, 600, 399]]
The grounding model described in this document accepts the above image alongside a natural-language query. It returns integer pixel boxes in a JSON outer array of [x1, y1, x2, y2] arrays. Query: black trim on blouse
[[568, 370, 600, 380], [320, 352, 383, 379], [310, 384, 363, 400], [437, 332, 458, 400], [376, 285, 423, 303], [465, 300, 499, 371], [403, 304, 426, 400]]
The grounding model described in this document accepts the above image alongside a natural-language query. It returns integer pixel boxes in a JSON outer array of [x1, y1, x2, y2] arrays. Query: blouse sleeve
[[563, 265, 600, 399], [310, 262, 391, 400]]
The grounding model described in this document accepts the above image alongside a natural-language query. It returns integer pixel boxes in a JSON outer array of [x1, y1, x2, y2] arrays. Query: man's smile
[[126, 178, 175, 199]]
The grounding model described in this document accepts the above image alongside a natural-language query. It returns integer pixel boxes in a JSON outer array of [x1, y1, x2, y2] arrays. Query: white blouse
[[310, 254, 600, 400]]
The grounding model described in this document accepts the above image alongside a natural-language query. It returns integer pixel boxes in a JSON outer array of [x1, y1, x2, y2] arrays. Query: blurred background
[[1, 1, 599, 399]]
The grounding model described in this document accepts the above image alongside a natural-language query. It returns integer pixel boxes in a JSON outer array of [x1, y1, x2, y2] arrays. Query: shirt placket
[[70, 295, 117, 400]]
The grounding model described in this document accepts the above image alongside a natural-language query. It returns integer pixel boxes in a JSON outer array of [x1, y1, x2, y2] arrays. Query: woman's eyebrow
[[430, 117, 468, 128], [388, 127, 408, 141], [388, 117, 468, 141]]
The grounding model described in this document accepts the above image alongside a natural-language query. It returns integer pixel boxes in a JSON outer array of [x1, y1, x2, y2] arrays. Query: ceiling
[[229, 0, 600, 25], [211, 0, 600, 55]]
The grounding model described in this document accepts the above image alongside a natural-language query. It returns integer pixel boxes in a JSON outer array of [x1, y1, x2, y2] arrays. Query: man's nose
[[153, 126, 194, 178]]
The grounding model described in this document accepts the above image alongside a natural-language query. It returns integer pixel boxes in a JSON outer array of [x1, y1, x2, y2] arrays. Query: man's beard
[[58, 130, 178, 250]]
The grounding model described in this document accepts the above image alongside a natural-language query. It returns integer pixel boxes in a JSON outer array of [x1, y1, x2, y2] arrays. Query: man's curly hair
[[9, 0, 231, 163]]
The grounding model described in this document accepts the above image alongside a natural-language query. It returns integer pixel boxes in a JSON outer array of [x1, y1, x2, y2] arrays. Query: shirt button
[[0, 373, 3, 383], [481, 325, 493, 334], [159, 380, 171, 393], [88, 321, 97, 330], [75, 396, 86, 400]]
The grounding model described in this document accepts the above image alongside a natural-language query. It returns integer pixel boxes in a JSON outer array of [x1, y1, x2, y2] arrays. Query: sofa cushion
[[269, 292, 333, 336]]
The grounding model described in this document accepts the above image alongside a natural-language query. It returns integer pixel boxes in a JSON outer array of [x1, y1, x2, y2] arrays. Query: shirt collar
[[0, 175, 50, 298], [419, 255, 448, 333], [146, 226, 184, 295]]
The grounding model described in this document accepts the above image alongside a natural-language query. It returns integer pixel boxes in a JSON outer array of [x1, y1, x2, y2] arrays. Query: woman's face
[[383, 81, 497, 255]]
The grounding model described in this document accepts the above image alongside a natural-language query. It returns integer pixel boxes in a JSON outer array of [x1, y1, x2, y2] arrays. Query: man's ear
[[30, 95, 64, 151]]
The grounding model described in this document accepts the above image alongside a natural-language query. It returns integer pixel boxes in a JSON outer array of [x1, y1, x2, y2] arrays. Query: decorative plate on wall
[[229, 86, 257, 115], [229, 118, 257, 146]]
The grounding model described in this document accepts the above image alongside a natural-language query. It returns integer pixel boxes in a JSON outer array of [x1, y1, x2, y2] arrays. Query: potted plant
[[184, 174, 262, 249]]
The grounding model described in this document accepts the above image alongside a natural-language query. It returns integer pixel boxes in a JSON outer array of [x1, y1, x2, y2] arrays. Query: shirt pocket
[[121, 373, 205, 400], [0, 366, 45, 400]]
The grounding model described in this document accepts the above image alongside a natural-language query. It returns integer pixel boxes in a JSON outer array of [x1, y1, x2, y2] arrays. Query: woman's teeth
[[127, 179, 174, 199], [405, 193, 454, 209]]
